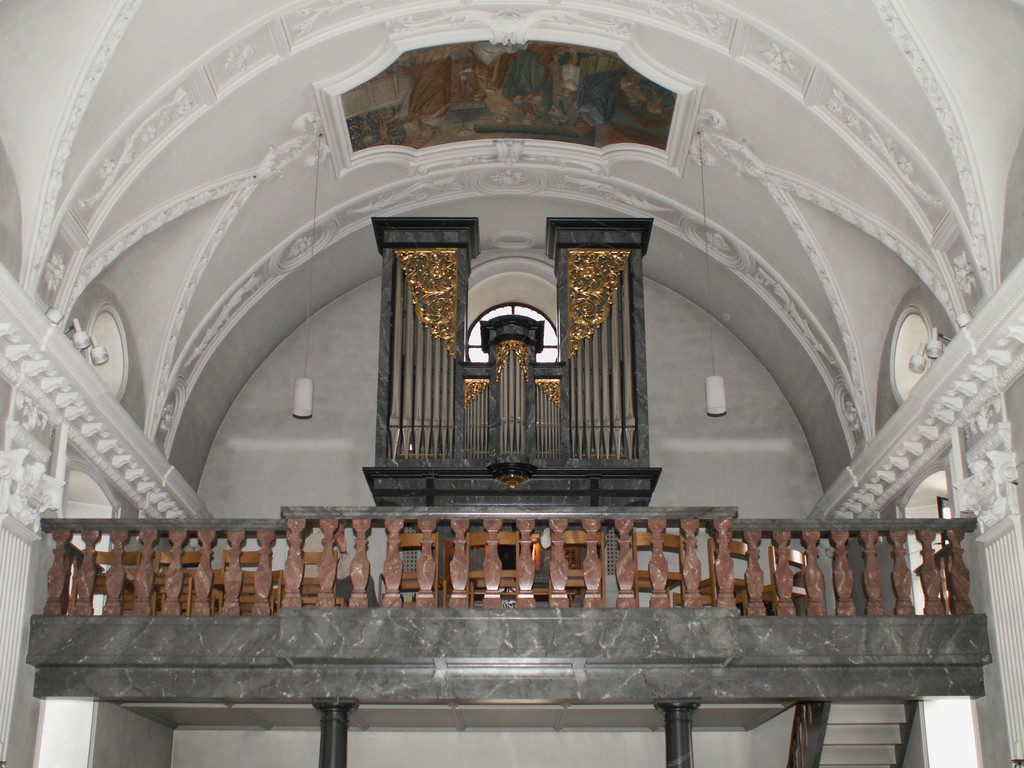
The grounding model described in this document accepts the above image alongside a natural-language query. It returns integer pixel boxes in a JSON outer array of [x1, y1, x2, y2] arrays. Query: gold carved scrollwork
[[567, 248, 631, 357], [464, 378, 490, 407], [395, 248, 458, 357], [495, 340, 530, 381], [535, 379, 561, 407]]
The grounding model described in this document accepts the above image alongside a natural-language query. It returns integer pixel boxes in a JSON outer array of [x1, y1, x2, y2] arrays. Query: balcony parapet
[[29, 508, 987, 704]]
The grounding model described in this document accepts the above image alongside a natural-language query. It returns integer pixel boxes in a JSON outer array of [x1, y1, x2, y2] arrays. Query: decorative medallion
[[495, 340, 531, 381], [464, 378, 490, 407], [395, 248, 458, 357], [567, 248, 631, 356], [535, 378, 562, 407]]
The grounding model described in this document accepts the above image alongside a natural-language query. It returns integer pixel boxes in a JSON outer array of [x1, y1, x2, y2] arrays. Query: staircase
[[818, 702, 917, 768]]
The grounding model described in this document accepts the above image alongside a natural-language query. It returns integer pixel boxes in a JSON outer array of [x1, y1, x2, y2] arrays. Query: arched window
[[466, 303, 559, 363]]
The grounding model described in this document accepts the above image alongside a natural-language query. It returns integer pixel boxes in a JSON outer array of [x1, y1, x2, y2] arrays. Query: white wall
[[171, 717, 792, 768], [199, 277, 820, 519]]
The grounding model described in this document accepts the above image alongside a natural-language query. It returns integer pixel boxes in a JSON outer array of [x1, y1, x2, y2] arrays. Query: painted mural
[[342, 43, 676, 151]]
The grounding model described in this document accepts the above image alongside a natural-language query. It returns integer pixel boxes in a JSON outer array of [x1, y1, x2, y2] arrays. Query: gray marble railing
[[39, 507, 976, 619]]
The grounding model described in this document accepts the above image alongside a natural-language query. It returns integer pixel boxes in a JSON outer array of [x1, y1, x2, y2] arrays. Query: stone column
[[314, 698, 358, 768], [656, 699, 700, 768]]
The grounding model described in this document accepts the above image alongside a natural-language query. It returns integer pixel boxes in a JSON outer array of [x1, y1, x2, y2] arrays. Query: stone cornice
[[815, 259, 1024, 518], [0, 266, 209, 520]]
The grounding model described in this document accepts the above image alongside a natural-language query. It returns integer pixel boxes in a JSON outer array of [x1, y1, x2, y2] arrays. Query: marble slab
[[28, 610, 989, 703]]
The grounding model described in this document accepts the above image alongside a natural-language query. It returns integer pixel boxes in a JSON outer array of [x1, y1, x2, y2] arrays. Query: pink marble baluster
[[680, 520, 702, 608], [615, 519, 637, 608], [253, 529, 275, 616], [161, 529, 187, 616], [192, 530, 216, 616], [44, 530, 72, 616], [548, 520, 570, 608], [448, 520, 470, 608], [417, 518, 438, 607], [316, 519, 340, 608], [889, 530, 914, 616], [582, 519, 603, 608], [132, 530, 158, 616], [830, 530, 855, 617], [714, 520, 736, 609], [648, 519, 670, 608], [281, 519, 305, 609], [482, 519, 503, 608], [381, 519, 404, 608], [103, 530, 129, 616], [859, 529, 884, 617], [72, 530, 100, 616], [222, 530, 245, 616], [802, 530, 826, 617], [772, 530, 795, 616], [916, 529, 943, 616], [349, 520, 371, 608], [945, 529, 973, 615], [515, 519, 536, 608], [742, 530, 766, 616]]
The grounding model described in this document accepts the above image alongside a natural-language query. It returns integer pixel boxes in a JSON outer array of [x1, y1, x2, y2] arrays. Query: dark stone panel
[[29, 610, 989, 702]]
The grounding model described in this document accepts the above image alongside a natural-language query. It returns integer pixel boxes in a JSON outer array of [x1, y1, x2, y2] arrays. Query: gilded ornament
[[395, 248, 458, 357], [495, 340, 530, 381], [567, 249, 631, 356], [464, 378, 490, 407], [535, 378, 561, 407]]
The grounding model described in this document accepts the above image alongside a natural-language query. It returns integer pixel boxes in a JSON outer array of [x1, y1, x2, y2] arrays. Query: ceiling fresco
[[342, 42, 677, 151]]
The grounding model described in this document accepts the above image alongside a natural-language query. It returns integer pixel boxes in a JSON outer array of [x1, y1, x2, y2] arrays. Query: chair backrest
[[704, 537, 754, 605], [561, 528, 607, 605], [633, 529, 682, 602], [381, 530, 440, 604]]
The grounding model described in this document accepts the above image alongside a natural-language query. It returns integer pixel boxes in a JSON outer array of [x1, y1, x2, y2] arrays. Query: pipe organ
[[366, 217, 659, 506]]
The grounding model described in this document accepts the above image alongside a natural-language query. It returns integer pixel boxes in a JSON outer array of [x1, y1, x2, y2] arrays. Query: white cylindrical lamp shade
[[705, 375, 726, 416], [292, 377, 314, 419]]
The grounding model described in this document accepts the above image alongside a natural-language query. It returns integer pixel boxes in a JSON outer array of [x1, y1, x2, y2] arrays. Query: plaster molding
[[26, 0, 145, 292], [696, 112, 871, 441], [872, 0, 995, 294], [0, 268, 208, 520], [158, 149, 858, 456], [815, 259, 1024, 519], [36, 0, 971, 325]]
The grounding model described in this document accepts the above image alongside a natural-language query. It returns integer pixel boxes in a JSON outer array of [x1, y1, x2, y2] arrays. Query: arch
[[0, 137, 22, 279]]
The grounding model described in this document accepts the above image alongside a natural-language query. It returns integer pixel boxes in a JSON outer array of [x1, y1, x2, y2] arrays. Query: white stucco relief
[[24, 0, 145, 291], [36, 0, 979, 321], [153, 137, 863, 454], [872, 0, 996, 294]]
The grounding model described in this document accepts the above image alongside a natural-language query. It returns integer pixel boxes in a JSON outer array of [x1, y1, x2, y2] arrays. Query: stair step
[[827, 703, 907, 724], [820, 744, 897, 765], [824, 723, 902, 745]]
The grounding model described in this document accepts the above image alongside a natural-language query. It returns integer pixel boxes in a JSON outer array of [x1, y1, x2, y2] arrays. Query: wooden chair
[[632, 529, 681, 606], [462, 528, 524, 606], [767, 545, 807, 615], [220, 549, 283, 616], [562, 529, 606, 607], [700, 538, 771, 615], [380, 529, 440, 606], [299, 549, 347, 608]]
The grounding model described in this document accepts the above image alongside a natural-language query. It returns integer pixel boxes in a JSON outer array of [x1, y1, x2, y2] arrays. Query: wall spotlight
[[69, 319, 91, 350], [908, 343, 928, 374], [955, 311, 973, 329], [925, 327, 949, 359], [89, 336, 109, 365]]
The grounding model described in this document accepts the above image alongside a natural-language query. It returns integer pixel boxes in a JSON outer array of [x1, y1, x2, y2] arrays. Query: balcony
[[27, 507, 989, 711]]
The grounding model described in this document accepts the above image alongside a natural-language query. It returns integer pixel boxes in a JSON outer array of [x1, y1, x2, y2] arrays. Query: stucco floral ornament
[[0, 448, 64, 530], [954, 450, 1018, 528]]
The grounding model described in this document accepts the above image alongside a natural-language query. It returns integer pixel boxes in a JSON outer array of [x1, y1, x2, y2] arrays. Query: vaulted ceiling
[[2, 0, 1023, 502]]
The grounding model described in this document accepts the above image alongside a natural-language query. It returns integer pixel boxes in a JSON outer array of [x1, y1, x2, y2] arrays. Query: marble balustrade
[[38, 508, 976, 619]]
